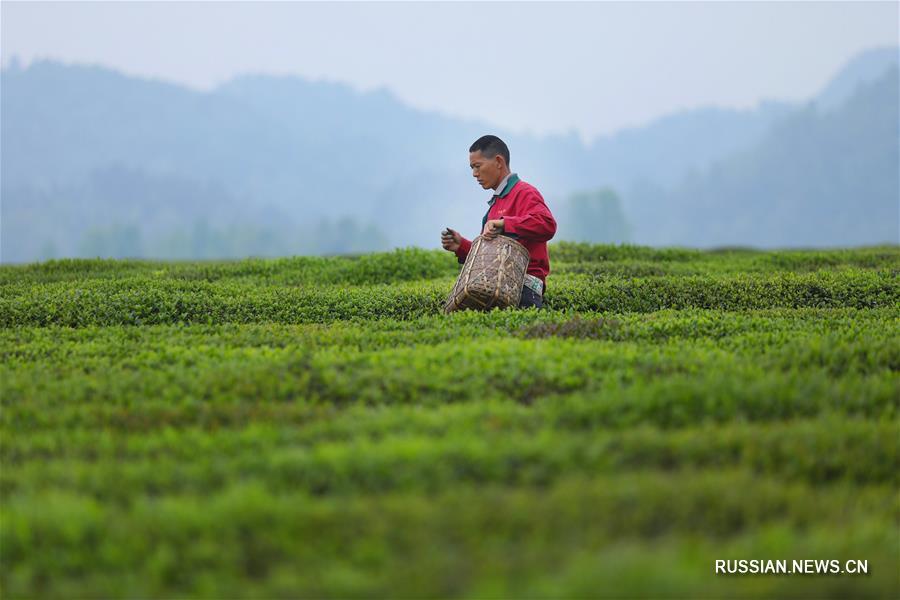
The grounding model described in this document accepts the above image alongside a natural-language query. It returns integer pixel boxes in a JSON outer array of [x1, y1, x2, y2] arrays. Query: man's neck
[[493, 170, 513, 192]]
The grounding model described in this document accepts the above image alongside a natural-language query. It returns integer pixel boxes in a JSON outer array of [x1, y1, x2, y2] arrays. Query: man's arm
[[454, 237, 472, 263], [502, 190, 557, 242]]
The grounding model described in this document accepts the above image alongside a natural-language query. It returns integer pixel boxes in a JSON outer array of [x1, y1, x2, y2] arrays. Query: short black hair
[[469, 135, 510, 167]]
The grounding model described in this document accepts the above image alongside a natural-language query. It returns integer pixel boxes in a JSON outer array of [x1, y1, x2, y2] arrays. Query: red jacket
[[455, 174, 557, 285]]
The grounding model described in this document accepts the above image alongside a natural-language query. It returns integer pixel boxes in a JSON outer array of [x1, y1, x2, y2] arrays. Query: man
[[441, 135, 557, 309]]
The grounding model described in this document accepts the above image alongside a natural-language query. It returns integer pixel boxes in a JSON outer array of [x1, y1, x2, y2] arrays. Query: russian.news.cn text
[[715, 559, 868, 575]]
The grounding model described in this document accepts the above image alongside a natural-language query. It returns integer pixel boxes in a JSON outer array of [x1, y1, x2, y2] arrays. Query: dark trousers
[[518, 286, 544, 309]]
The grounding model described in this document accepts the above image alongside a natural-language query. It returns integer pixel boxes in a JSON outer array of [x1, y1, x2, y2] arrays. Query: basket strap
[[460, 237, 479, 306], [491, 244, 505, 308]]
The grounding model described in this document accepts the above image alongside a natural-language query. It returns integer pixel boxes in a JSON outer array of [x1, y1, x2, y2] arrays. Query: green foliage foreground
[[1, 242, 898, 598]]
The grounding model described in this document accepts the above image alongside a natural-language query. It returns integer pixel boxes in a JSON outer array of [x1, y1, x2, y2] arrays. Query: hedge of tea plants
[[1, 243, 898, 598]]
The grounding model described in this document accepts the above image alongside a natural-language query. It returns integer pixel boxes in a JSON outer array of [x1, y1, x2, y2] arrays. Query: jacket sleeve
[[502, 190, 557, 242], [454, 237, 472, 264]]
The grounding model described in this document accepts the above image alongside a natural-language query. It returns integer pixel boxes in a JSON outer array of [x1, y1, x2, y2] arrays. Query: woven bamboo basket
[[443, 235, 530, 313]]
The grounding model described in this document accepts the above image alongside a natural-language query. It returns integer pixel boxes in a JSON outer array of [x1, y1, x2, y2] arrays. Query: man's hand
[[441, 227, 462, 252], [482, 219, 505, 240]]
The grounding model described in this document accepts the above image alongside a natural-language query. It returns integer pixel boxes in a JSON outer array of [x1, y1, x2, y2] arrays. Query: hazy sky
[[2, 1, 897, 141]]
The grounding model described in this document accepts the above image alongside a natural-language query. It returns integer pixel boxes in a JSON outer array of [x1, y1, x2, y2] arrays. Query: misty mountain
[[0, 58, 796, 206], [629, 65, 899, 247], [814, 46, 899, 112], [1, 46, 897, 261]]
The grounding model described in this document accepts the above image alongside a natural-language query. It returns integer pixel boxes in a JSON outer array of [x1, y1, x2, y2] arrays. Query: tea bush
[[1, 243, 898, 598]]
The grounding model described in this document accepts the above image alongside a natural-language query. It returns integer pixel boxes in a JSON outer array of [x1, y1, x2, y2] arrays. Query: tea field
[[1, 243, 898, 598]]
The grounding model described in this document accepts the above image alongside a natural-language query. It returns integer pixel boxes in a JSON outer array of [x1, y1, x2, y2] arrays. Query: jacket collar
[[488, 172, 519, 205]]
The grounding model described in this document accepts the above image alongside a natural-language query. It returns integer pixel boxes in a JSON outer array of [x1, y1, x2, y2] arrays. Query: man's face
[[469, 150, 506, 190]]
